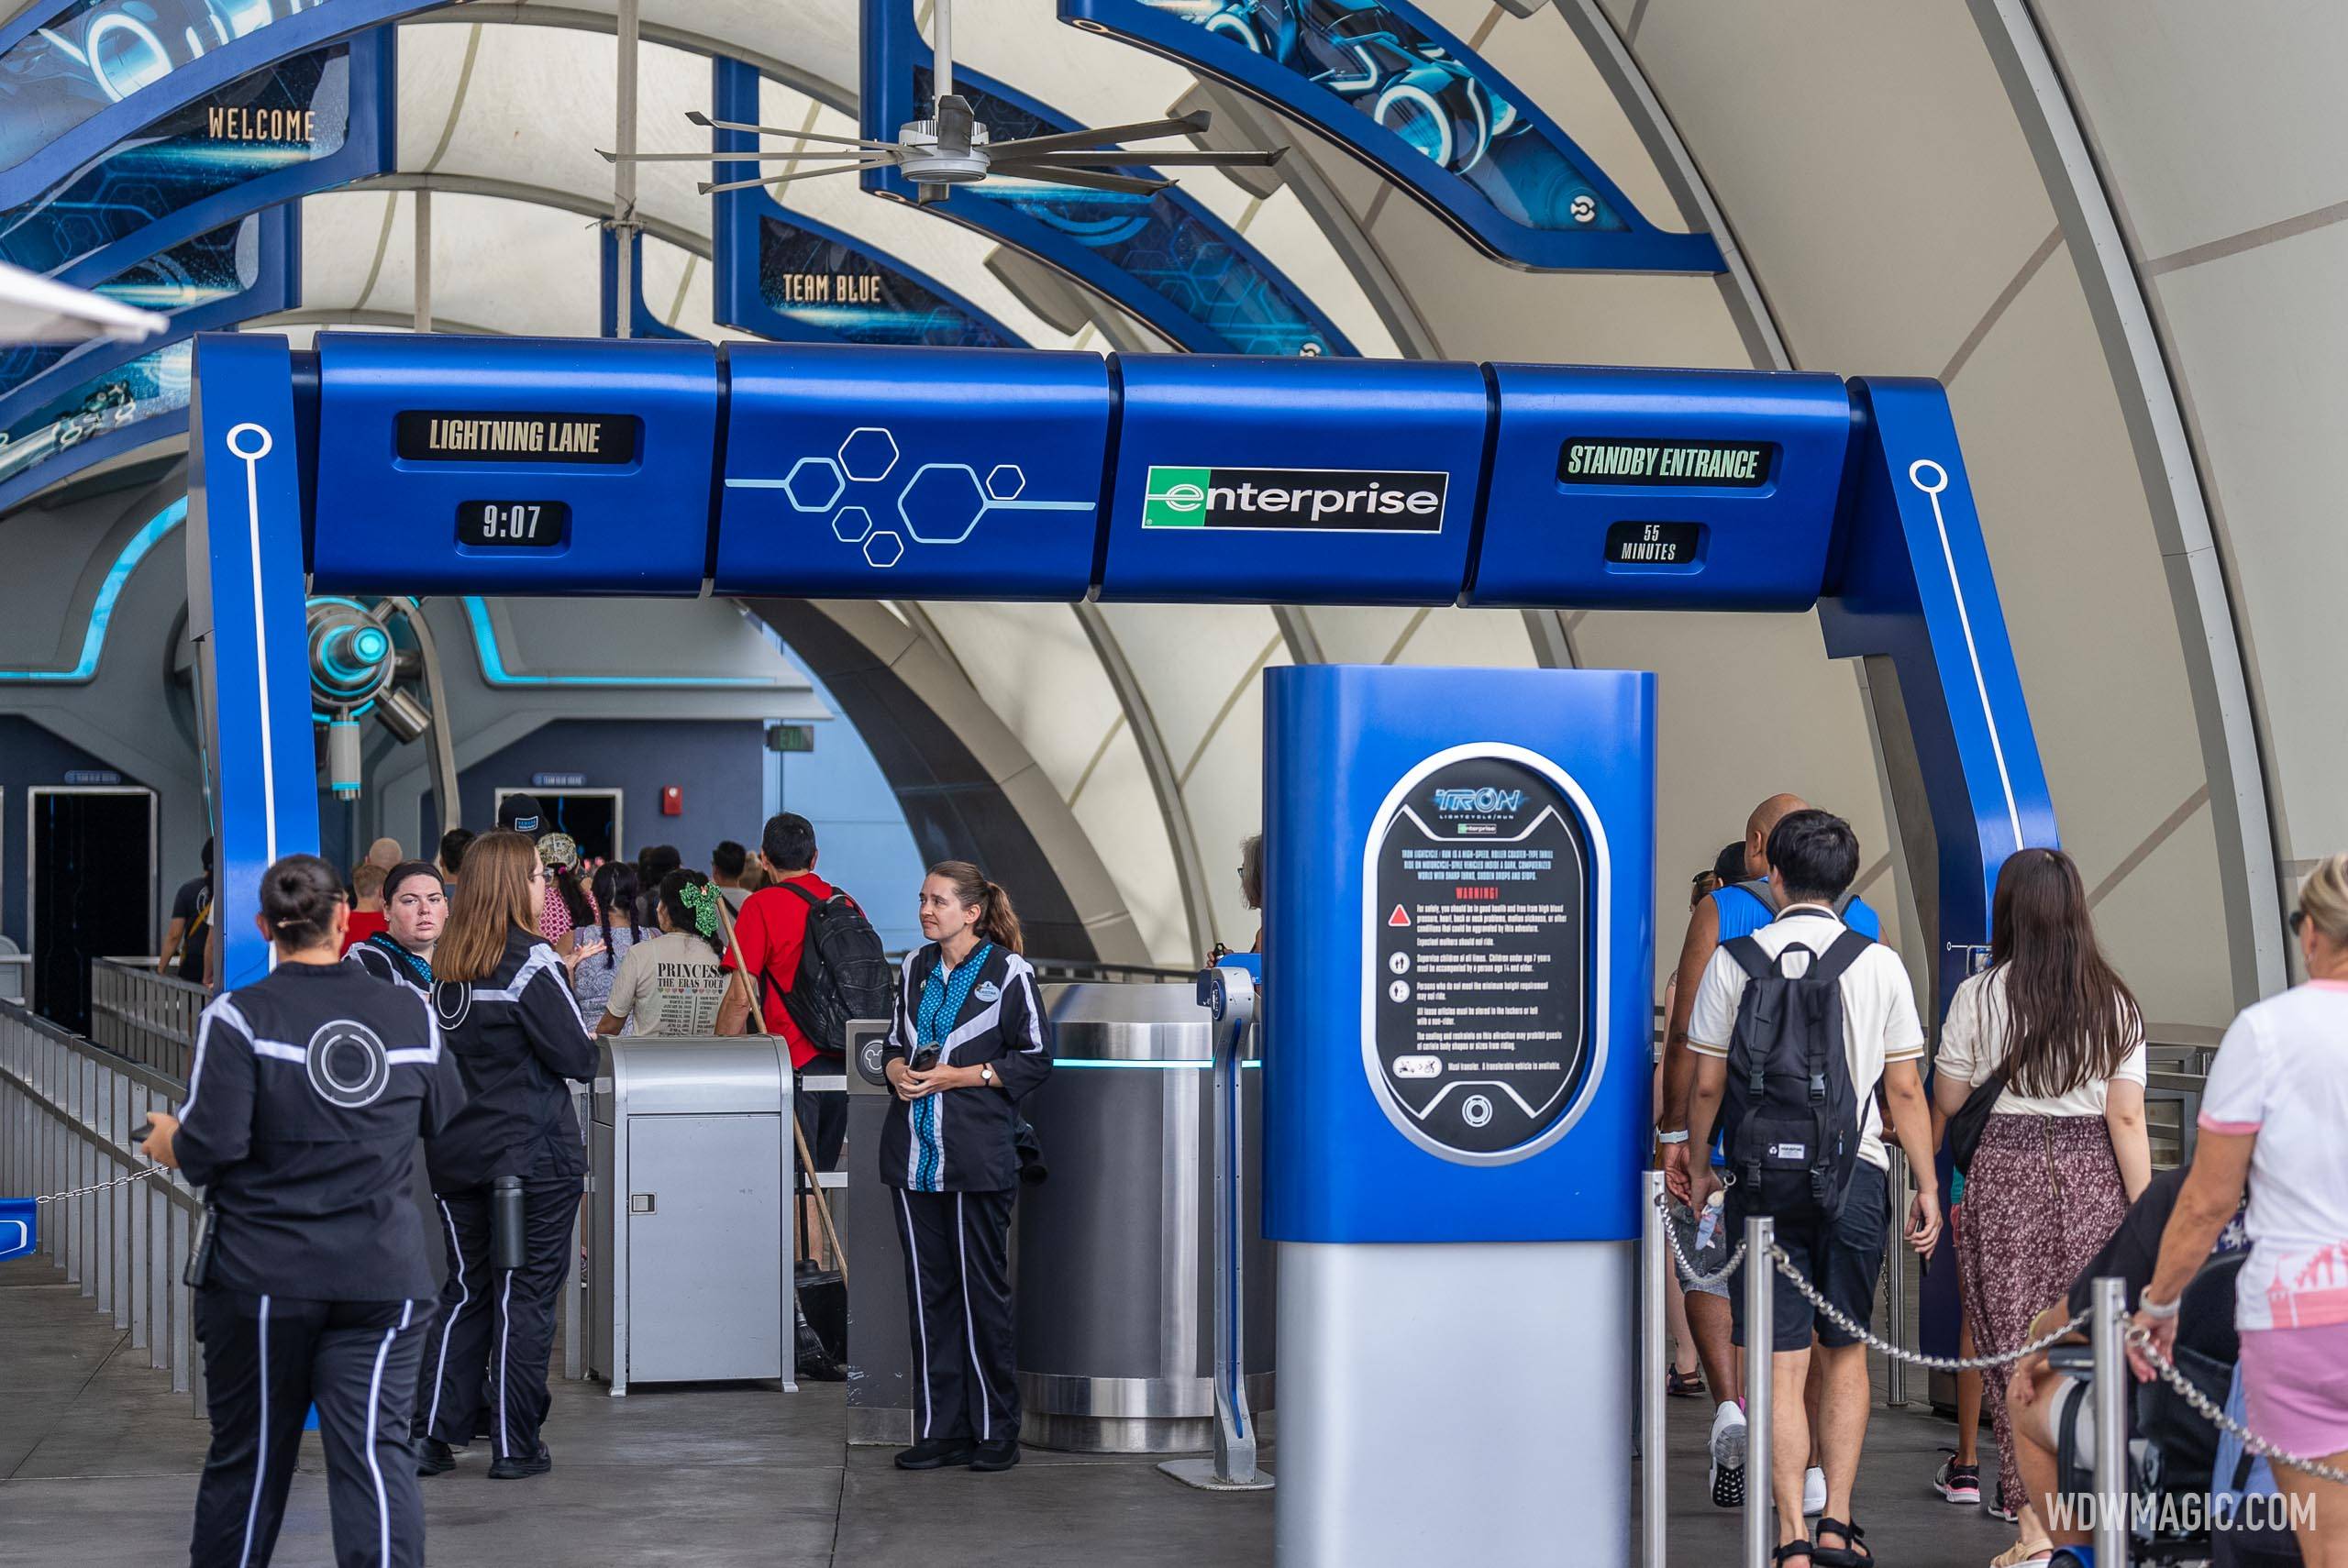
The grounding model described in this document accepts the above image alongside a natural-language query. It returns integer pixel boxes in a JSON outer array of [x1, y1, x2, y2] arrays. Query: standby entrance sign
[[1365, 748, 1592, 1163]]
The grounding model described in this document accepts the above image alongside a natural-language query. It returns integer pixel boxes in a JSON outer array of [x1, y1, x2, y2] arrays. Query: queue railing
[[90, 956, 209, 1079], [0, 998, 206, 1414]]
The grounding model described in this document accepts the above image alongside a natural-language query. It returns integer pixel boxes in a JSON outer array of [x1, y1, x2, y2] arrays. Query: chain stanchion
[[2091, 1277, 2129, 1567], [1743, 1213, 1773, 1568], [1640, 1172, 1667, 1568]]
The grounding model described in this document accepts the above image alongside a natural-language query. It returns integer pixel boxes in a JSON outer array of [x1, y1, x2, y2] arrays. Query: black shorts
[[1728, 1163, 1888, 1353]]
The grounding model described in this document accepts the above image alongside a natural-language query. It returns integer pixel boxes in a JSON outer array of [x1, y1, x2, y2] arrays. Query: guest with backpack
[[1683, 809, 1944, 1568], [715, 813, 893, 1174]]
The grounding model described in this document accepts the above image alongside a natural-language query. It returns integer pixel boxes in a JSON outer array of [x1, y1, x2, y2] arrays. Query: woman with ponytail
[[879, 861, 1051, 1475], [138, 854, 464, 1564], [597, 870, 732, 1037]]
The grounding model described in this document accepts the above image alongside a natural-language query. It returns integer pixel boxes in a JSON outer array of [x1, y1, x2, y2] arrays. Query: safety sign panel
[[1366, 751, 1589, 1160]]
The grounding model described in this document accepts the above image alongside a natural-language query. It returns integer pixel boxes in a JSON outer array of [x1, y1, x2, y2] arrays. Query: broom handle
[[714, 896, 849, 1285]]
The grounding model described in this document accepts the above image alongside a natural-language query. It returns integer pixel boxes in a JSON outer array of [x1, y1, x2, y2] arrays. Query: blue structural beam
[[0, 30, 393, 289], [0, 0, 425, 209], [859, 0, 1352, 358], [227, 331, 2051, 1003], [186, 332, 320, 991], [1059, 0, 1722, 275]]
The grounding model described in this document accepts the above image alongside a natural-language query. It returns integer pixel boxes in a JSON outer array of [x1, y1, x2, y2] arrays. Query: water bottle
[[491, 1175, 526, 1272]]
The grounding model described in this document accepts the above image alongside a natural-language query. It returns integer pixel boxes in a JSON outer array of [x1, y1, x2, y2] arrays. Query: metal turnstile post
[[1160, 963, 1273, 1492], [2091, 1276, 2130, 1566]]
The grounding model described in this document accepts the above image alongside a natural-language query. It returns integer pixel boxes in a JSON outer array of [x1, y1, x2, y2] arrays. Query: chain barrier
[[1652, 1190, 1747, 1290], [1767, 1242, 2092, 1372], [2126, 1323, 2348, 1485], [31, 1165, 162, 1205]]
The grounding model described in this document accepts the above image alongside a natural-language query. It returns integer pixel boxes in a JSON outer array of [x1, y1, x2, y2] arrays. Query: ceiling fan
[[598, 0, 1285, 204]]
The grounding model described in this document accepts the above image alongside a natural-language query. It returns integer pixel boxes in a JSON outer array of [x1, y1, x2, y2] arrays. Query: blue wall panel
[[1061, 0, 1720, 273]]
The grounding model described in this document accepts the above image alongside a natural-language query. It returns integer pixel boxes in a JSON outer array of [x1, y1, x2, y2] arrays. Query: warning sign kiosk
[[1263, 666, 1654, 1568]]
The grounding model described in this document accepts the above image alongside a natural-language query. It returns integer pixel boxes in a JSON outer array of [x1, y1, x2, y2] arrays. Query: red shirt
[[340, 911, 388, 955], [722, 875, 844, 1069]]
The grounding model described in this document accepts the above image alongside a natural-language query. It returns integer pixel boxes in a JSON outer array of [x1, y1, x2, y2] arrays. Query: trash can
[[587, 1036, 794, 1395]]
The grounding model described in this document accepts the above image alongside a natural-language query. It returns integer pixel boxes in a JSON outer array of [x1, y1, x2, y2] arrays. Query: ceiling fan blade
[[985, 110, 1211, 160], [683, 111, 897, 149], [994, 148, 1286, 169], [600, 148, 881, 163], [699, 159, 896, 195], [1000, 162, 1174, 196]]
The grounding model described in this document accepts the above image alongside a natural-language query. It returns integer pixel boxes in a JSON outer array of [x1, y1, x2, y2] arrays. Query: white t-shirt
[[1933, 965, 2147, 1117], [603, 930, 730, 1037], [1687, 908, 1926, 1172], [2199, 980, 2348, 1332]]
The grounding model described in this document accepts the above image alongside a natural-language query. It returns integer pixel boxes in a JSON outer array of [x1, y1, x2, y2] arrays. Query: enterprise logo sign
[[1141, 465, 1447, 533]]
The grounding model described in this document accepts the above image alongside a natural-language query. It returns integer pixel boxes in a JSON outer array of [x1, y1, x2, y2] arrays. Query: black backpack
[[774, 883, 894, 1058], [1720, 929, 1874, 1224]]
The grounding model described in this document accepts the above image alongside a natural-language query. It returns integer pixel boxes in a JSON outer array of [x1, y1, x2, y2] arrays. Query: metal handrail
[[90, 957, 209, 1079], [0, 999, 206, 1414]]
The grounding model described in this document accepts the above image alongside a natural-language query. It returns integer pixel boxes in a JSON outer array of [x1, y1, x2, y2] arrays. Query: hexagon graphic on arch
[[898, 463, 991, 546]]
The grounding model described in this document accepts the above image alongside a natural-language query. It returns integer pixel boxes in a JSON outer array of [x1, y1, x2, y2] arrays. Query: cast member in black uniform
[[346, 860, 445, 996], [140, 854, 465, 1568], [880, 860, 1053, 1473], [416, 829, 603, 1479]]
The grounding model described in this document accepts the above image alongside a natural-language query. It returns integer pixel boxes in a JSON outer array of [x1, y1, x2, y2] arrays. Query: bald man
[[366, 836, 404, 872], [1657, 793, 1884, 1510]]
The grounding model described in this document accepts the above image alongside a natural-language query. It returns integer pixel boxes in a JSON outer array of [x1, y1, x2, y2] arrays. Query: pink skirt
[[2240, 1323, 2348, 1461]]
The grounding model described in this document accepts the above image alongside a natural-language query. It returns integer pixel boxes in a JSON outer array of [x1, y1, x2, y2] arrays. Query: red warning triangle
[[1388, 904, 1412, 928]]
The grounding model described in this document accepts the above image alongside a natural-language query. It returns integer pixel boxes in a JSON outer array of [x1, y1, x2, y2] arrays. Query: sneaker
[[415, 1438, 456, 1476], [1986, 1474, 2019, 1524], [486, 1443, 552, 1481], [893, 1438, 976, 1471], [969, 1439, 1021, 1473], [1934, 1450, 1981, 1506], [1708, 1401, 1747, 1508], [1803, 1465, 1827, 1517]]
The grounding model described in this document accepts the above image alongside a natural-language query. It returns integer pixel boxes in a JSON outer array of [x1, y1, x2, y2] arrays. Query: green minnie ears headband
[[677, 879, 722, 938]]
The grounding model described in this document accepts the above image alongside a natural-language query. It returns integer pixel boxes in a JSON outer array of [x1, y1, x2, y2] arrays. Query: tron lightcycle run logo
[[1141, 465, 1447, 532], [1432, 786, 1525, 814]]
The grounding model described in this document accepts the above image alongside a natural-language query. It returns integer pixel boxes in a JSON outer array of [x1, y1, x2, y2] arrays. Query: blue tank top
[[1710, 884, 1881, 943]]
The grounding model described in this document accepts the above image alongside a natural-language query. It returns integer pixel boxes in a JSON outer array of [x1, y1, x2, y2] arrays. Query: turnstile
[[587, 1036, 794, 1396]]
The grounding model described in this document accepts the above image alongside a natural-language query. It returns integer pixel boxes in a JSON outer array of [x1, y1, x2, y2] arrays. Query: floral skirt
[[1954, 1113, 2129, 1515]]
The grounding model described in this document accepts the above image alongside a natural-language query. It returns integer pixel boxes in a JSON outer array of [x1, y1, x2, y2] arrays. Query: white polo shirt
[[1686, 907, 1925, 1172]]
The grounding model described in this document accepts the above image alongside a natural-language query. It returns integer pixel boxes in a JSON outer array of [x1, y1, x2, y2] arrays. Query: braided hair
[[593, 861, 642, 969]]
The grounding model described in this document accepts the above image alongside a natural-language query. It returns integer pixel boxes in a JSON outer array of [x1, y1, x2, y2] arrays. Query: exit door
[[496, 789, 623, 864], [28, 786, 157, 1033]]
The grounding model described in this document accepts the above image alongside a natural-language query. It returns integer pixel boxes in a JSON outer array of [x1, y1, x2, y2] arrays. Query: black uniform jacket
[[347, 933, 430, 996], [173, 962, 466, 1300], [427, 926, 598, 1191], [879, 944, 1052, 1192]]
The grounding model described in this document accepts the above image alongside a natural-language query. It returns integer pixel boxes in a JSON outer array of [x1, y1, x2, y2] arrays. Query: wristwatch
[[980, 1063, 996, 1088]]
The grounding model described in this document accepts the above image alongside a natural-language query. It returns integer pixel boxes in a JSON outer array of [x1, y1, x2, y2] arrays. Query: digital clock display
[[1603, 521, 1705, 567], [457, 501, 570, 548]]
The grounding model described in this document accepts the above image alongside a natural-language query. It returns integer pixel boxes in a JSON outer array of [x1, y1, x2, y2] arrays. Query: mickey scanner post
[[185, 329, 2056, 1563]]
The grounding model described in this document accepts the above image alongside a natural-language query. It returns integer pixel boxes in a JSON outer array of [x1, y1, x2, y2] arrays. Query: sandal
[[1774, 1544, 1814, 1567], [1667, 1367, 1706, 1398], [1988, 1540, 2054, 1568], [1813, 1517, 1872, 1568]]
